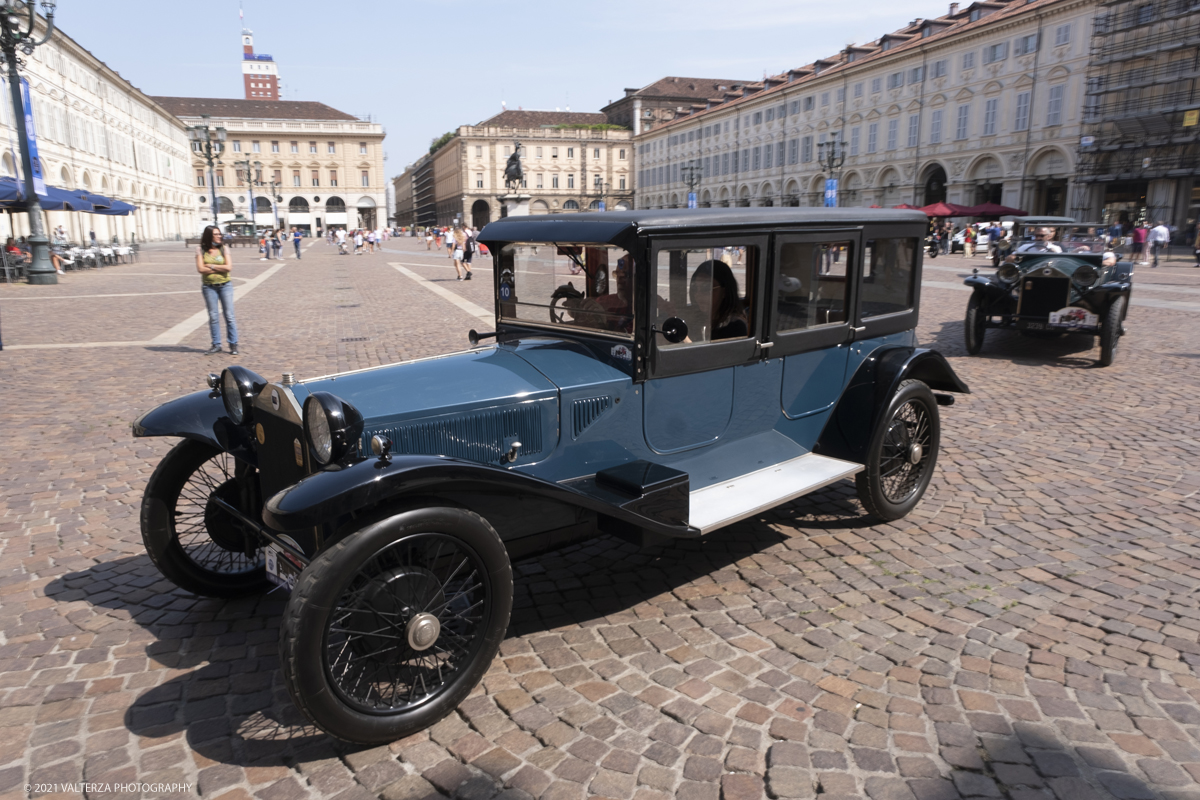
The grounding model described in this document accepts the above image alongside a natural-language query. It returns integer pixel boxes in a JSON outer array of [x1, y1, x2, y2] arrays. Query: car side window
[[655, 246, 756, 348], [862, 238, 917, 318], [775, 241, 852, 332]]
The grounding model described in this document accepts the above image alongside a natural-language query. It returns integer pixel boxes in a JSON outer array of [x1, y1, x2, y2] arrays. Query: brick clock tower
[[241, 30, 279, 100]]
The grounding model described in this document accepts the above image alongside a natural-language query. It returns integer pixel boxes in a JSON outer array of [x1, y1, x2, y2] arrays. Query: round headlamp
[[1072, 263, 1099, 288], [303, 392, 364, 466], [996, 263, 1020, 285], [220, 365, 267, 425]]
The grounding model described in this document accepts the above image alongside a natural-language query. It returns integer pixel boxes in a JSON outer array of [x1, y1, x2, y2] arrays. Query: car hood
[[295, 348, 558, 423]]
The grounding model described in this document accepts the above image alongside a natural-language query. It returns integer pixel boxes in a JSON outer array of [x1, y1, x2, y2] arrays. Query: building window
[[932, 59, 948, 78], [309, 141, 317, 153], [754, 111, 764, 124], [536, 147, 542, 158], [955, 105, 969, 139], [1136, 3, 1154, 24], [292, 170, 300, 187], [232, 140, 242, 153], [270, 141, 279, 153], [1015, 33, 1039, 56], [195, 169, 206, 187], [567, 174, 575, 189], [252, 140, 261, 153], [290, 141, 298, 153], [361, 170, 369, 187], [619, 177, 626, 190], [854, 82, 863, 98], [1046, 84, 1065, 125], [836, 88, 845, 103], [983, 98, 998, 135], [962, 51, 976, 70], [930, 110, 943, 143], [1054, 23, 1071, 46], [1014, 91, 1031, 131], [359, 142, 367, 154], [537, 173, 544, 188], [328, 142, 336, 153], [552, 147, 559, 158], [330, 170, 338, 186], [804, 96, 814, 111], [867, 123, 878, 153], [969, 8, 981, 21], [551, 174, 560, 189], [311, 170, 319, 187], [787, 138, 797, 164], [983, 42, 1008, 64], [886, 119, 898, 150], [619, 149, 626, 159], [752, 146, 760, 170], [273, 169, 282, 184], [850, 127, 860, 156], [594, 148, 600, 158], [476, 173, 484, 188], [871, 77, 882, 94], [908, 115, 919, 147], [594, 175, 603, 188], [820, 93, 830, 107], [888, 72, 904, 90], [910, 66, 924, 83], [216, 171, 225, 187], [722, 152, 729, 174], [475, 145, 483, 157], [802, 136, 813, 162]]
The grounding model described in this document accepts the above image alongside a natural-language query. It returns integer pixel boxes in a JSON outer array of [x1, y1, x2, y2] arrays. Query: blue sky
[[61, 0, 936, 179]]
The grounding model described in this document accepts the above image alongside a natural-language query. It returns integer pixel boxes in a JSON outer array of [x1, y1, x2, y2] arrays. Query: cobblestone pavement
[[3, 236, 1200, 800]]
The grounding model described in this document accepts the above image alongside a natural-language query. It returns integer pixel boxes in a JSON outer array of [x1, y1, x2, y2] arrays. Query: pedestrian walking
[[1148, 220, 1170, 268], [196, 225, 238, 356], [271, 229, 283, 260], [425, 229, 434, 250], [367, 229, 376, 253], [452, 225, 472, 280], [1132, 223, 1148, 264], [354, 229, 364, 255], [964, 225, 975, 258], [292, 227, 303, 259]]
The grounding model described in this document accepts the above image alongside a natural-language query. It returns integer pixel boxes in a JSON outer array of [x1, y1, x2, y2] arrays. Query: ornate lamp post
[[817, 132, 846, 207], [680, 160, 701, 208], [187, 115, 226, 228], [2, 0, 57, 284], [233, 157, 261, 233]]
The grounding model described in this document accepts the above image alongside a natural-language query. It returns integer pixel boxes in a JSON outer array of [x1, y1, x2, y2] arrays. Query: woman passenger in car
[[691, 260, 748, 341]]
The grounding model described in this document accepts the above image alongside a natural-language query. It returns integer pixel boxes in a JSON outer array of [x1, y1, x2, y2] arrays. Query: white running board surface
[[688, 453, 863, 534]]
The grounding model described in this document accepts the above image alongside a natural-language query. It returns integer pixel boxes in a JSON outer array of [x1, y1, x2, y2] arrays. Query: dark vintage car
[[963, 216, 1133, 366], [132, 208, 969, 744]]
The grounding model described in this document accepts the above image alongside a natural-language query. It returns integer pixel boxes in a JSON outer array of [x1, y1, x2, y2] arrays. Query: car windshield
[[1016, 225, 1107, 255], [499, 243, 634, 336]]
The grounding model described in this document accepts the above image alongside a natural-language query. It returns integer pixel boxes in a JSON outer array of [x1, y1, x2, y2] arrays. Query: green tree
[[429, 131, 456, 153]]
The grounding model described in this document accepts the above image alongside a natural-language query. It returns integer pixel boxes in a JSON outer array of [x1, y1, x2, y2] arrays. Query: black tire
[[965, 294, 986, 355], [281, 507, 512, 744], [140, 439, 268, 597], [1098, 296, 1125, 367], [856, 380, 940, 521]]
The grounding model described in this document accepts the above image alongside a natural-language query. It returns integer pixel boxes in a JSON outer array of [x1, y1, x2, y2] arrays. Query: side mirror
[[656, 317, 688, 344]]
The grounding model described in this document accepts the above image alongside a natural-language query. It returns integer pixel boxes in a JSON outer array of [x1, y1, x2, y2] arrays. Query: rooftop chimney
[[950, 2, 959, 14]]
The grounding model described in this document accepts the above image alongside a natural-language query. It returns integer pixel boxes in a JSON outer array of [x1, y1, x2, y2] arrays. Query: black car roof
[[478, 207, 927, 246]]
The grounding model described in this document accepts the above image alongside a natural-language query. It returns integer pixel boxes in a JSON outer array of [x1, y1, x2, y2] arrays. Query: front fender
[[813, 347, 968, 463], [263, 454, 697, 539], [965, 276, 1017, 309], [132, 389, 255, 463]]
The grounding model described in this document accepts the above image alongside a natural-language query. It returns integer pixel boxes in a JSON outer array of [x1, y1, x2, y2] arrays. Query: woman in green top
[[196, 225, 239, 355]]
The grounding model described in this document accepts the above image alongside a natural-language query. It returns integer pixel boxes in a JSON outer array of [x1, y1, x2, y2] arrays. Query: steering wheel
[[549, 282, 584, 324]]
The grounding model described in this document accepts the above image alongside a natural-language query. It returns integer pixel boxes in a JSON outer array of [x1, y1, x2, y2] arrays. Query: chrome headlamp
[[1072, 263, 1099, 288], [996, 263, 1020, 285], [220, 366, 267, 425], [303, 392, 364, 465]]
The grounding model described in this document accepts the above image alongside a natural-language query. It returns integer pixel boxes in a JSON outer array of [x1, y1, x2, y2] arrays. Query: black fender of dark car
[[262, 453, 699, 543], [813, 346, 969, 464], [132, 389, 256, 463]]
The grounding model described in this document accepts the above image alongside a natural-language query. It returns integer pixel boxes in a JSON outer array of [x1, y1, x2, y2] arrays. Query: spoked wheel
[[856, 380, 940, 521], [964, 294, 986, 355], [1097, 296, 1125, 367], [281, 507, 512, 744], [140, 439, 268, 597]]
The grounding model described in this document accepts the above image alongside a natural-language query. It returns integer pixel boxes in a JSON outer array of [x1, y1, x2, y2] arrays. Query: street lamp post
[[234, 158, 261, 233], [817, 132, 846, 207], [263, 179, 281, 229], [187, 115, 226, 229], [2, 0, 57, 284], [680, 160, 701, 208]]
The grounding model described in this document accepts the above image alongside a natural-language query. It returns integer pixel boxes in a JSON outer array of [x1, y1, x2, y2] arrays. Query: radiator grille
[[571, 396, 611, 439], [366, 404, 543, 464], [1018, 276, 1071, 318]]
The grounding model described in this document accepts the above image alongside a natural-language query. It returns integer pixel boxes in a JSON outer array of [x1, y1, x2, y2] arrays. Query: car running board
[[688, 453, 863, 534]]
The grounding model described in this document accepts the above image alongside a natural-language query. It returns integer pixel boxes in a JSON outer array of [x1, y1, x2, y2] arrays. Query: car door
[[643, 235, 767, 453], [768, 230, 861, 422]]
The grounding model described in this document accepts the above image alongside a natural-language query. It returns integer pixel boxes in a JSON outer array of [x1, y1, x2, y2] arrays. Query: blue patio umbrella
[[92, 200, 136, 216]]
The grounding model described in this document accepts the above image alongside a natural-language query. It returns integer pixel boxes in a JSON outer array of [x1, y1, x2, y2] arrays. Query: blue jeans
[[202, 282, 238, 346], [293, 240, 302, 258]]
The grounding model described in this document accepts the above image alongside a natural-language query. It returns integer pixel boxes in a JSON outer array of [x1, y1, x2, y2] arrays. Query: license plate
[[265, 543, 303, 590], [1047, 307, 1099, 329], [1023, 321, 1046, 330]]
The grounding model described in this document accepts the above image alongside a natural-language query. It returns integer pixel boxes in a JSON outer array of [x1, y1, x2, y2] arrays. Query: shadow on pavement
[[929, 319, 1099, 368]]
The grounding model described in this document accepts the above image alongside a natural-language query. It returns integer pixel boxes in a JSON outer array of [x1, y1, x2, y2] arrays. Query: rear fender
[[132, 389, 255, 463], [813, 347, 968, 463], [263, 454, 698, 541]]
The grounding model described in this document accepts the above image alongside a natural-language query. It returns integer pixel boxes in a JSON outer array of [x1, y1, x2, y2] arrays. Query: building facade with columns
[[153, 97, 386, 233], [398, 110, 634, 228], [635, 0, 1096, 217], [0, 16, 197, 243]]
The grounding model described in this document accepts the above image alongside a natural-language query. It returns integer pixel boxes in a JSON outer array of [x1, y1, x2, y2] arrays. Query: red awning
[[919, 202, 974, 217], [892, 203, 920, 209]]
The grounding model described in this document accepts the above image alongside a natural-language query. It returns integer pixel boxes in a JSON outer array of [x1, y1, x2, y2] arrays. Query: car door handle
[[852, 326, 866, 333], [758, 340, 774, 349]]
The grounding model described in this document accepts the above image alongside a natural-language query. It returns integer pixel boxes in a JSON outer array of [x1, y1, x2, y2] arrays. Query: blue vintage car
[[133, 208, 968, 743], [963, 217, 1133, 366]]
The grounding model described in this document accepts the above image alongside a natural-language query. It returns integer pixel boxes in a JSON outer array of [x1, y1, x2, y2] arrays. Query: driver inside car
[[596, 256, 634, 332], [1017, 227, 1064, 254], [690, 260, 748, 341]]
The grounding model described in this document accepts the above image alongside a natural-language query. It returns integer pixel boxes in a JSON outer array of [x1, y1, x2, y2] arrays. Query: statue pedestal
[[498, 194, 531, 218]]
